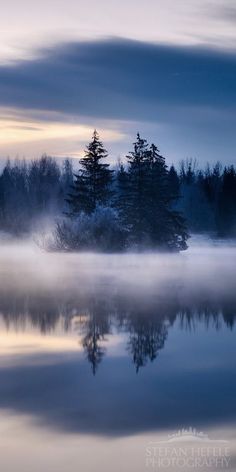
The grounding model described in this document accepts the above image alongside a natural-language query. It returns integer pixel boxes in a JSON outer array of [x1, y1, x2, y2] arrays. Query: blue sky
[[0, 0, 236, 165]]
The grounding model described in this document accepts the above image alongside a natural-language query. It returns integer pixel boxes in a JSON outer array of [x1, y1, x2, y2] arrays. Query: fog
[[0, 234, 236, 309]]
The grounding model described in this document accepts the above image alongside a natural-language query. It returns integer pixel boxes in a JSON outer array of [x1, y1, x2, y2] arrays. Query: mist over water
[[0, 235, 236, 471], [0, 234, 236, 312]]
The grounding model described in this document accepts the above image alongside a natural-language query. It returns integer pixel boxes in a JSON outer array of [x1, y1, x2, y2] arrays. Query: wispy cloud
[[0, 107, 125, 159], [0, 39, 235, 120], [208, 1, 236, 24], [0, 38, 236, 162], [1, 0, 236, 64]]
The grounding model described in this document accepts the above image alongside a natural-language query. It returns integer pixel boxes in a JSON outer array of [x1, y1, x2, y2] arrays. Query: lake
[[0, 237, 235, 471]]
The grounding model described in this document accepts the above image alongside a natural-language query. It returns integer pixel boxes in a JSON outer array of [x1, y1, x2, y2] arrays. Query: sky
[[0, 0, 236, 166]]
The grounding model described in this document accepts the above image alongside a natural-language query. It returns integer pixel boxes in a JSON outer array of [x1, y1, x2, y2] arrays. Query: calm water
[[0, 238, 236, 471]]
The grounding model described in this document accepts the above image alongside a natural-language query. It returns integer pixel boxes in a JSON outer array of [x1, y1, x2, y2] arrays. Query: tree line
[[0, 130, 236, 248], [0, 155, 73, 234], [172, 159, 236, 236]]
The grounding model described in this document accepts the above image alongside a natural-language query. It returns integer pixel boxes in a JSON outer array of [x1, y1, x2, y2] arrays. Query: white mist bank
[[0, 234, 235, 303]]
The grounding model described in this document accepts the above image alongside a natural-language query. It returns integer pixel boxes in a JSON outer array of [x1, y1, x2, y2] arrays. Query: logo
[[145, 427, 230, 469]]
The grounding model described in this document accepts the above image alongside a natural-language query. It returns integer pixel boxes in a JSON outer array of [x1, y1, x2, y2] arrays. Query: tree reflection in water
[[0, 279, 235, 374]]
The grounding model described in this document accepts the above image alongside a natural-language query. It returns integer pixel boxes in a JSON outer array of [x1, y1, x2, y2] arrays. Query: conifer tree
[[66, 130, 113, 215], [119, 133, 150, 242], [217, 166, 236, 236], [146, 143, 188, 249], [168, 165, 180, 200], [118, 134, 188, 250], [116, 162, 129, 220]]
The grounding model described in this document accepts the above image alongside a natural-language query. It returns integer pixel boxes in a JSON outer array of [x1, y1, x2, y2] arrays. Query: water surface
[[0, 238, 235, 471]]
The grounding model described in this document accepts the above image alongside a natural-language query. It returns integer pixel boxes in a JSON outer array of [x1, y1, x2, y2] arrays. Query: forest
[[0, 130, 236, 251]]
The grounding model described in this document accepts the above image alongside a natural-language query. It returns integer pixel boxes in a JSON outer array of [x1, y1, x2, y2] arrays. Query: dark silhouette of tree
[[0, 159, 29, 233], [168, 165, 180, 201], [61, 158, 74, 191], [115, 161, 129, 229], [178, 159, 220, 233], [117, 134, 188, 250], [66, 130, 113, 215], [217, 166, 236, 237], [147, 143, 188, 249], [0, 155, 71, 235], [28, 154, 61, 215], [120, 133, 150, 243]]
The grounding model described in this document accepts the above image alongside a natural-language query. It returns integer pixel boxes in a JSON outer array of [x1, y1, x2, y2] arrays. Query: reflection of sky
[[0, 319, 236, 471], [0, 320, 236, 436]]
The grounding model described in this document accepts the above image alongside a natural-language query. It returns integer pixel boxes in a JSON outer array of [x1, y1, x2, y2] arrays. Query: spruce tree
[[119, 133, 150, 243], [146, 143, 188, 250], [168, 165, 180, 200], [217, 166, 236, 236], [66, 130, 113, 215], [116, 161, 130, 230], [118, 134, 188, 250]]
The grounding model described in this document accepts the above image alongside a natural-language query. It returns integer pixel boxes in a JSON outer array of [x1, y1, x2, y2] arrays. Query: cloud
[[1, 0, 236, 65], [0, 113, 122, 145], [0, 107, 125, 159], [0, 38, 235, 123], [210, 2, 236, 24], [0, 38, 236, 163]]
